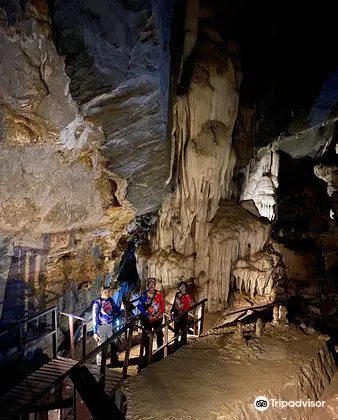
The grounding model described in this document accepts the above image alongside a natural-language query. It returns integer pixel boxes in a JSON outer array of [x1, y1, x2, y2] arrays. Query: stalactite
[[241, 147, 279, 220], [232, 249, 284, 300], [143, 7, 278, 311]]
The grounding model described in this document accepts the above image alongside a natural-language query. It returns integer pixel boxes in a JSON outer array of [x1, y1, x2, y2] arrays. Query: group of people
[[92, 278, 193, 366]]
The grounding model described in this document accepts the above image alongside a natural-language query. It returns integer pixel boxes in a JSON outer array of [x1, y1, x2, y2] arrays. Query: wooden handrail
[[59, 312, 88, 323], [59, 312, 89, 358], [160, 298, 207, 329], [146, 298, 207, 363], [77, 316, 138, 367], [0, 306, 58, 337], [221, 303, 274, 318], [0, 306, 58, 364]]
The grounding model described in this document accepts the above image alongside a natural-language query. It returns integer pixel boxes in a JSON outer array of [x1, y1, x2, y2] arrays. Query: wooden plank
[[20, 379, 51, 389], [0, 395, 24, 405], [57, 356, 76, 361], [0, 361, 77, 418], [34, 368, 62, 377], [53, 357, 77, 366], [4, 390, 26, 399], [39, 362, 70, 371], [69, 366, 120, 418], [38, 366, 68, 374], [47, 362, 74, 371], [1, 391, 36, 407], [28, 373, 56, 383], [11, 383, 44, 392], [21, 375, 52, 383], [44, 360, 75, 369]]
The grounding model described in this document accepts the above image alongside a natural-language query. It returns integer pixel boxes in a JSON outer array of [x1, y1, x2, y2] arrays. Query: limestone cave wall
[[0, 0, 173, 327]]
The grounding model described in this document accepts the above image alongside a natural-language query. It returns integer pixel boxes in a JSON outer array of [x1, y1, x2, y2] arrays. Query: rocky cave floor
[[123, 321, 337, 420]]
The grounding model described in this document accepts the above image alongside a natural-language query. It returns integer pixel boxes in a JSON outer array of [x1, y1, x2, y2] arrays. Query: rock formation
[[232, 247, 284, 300], [0, 0, 172, 325], [140, 4, 281, 312], [241, 147, 279, 221]]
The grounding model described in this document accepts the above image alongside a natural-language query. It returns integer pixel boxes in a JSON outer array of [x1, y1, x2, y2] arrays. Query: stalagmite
[[272, 305, 279, 325], [232, 248, 284, 301], [142, 5, 282, 312], [255, 317, 263, 337]]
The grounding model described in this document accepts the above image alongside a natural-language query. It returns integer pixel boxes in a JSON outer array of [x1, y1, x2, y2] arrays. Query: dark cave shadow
[[0, 235, 53, 393], [0, 234, 51, 331]]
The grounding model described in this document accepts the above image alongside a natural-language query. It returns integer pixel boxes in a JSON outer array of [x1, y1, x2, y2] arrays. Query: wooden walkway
[[0, 357, 77, 420], [0, 299, 208, 419], [86, 364, 122, 395]]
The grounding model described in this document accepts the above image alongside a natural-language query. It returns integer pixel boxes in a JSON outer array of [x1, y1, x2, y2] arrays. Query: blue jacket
[[92, 297, 122, 334]]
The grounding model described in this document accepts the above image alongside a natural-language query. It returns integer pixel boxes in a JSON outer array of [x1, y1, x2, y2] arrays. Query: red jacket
[[138, 290, 165, 319], [172, 292, 193, 316]]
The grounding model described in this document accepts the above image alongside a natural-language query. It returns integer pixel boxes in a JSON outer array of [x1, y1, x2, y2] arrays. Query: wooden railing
[[0, 306, 58, 368], [216, 302, 277, 327], [0, 294, 208, 418], [75, 315, 139, 384], [59, 311, 88, 359], [141, 298, 207, 367]]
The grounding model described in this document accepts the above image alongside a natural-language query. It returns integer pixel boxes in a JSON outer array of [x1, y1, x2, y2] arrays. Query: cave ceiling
[[216, 0, 338, 151], [0, 0, 337, 246]]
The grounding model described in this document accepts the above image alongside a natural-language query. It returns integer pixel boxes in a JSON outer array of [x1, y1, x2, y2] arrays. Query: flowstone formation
[[232, 246, 285, 301], [139, 4, 282, 312]]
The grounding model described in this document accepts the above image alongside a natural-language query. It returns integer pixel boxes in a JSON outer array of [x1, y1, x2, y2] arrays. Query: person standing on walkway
[[138, 278, 165, 362], [171, 281, 193, 348], [93, 285, 123, 366]]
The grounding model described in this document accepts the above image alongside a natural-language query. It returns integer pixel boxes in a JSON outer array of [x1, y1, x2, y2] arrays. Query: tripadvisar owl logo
[[254, 396, 270, 411]]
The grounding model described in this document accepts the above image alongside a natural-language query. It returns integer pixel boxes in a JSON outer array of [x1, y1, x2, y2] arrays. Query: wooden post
[[198, 301, 205, 336], [124, 310, 129, 342], [164, 324, 168, 358], [69, 316, 75, 358], [99, 346, 107, 390], [52, 308, 58, 359], [73, 387, 77, 420], [193, 312, 198, 335], [137, 339, 144, 373], [17, 326, 24, 373], [70, 366, 121, 419], [122, 326, 133, 380], [82, 323, 87, 359], [147, 333, 153, 366]]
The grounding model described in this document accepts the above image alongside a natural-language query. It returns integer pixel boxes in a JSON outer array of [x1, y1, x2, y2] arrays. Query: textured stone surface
[[0, 145, 107, 238], [51, 0, 172, 214], [233, 248, 284, 299], [125, 325, 335, 420], [272, 117, 337, 159], [140, 2, 244, 311], [0, 0, 171, 327], [140, 3, 282, 312], [241, 147, 279, 221]]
